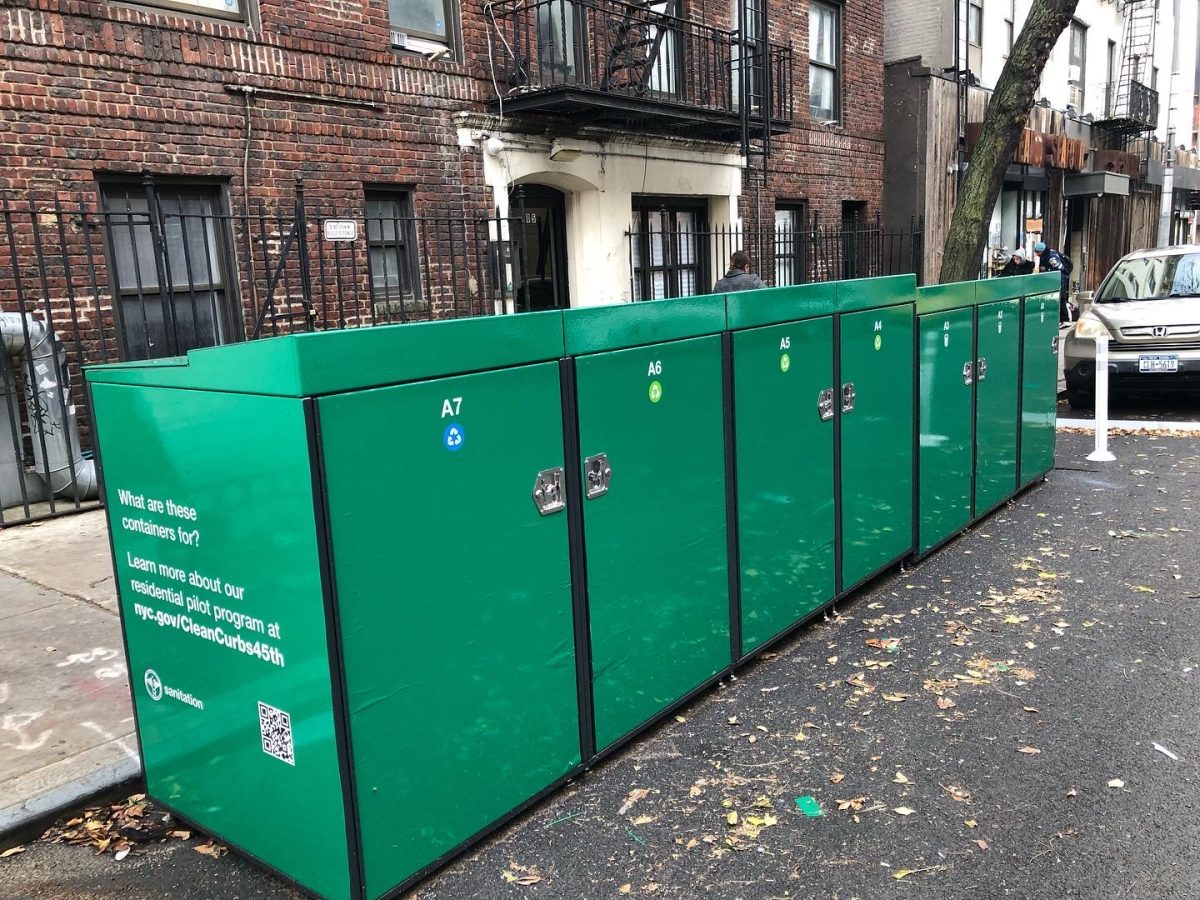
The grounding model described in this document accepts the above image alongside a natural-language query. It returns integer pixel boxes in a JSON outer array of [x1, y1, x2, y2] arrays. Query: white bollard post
[[1087, 334, 1116, 462]]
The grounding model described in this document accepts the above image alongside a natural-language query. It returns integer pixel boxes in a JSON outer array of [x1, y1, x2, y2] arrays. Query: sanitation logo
[[144, 669, 163, 701], [142, 668, 204, 710]]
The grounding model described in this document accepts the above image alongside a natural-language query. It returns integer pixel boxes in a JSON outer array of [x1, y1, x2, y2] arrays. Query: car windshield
[[1096, 253, 1200, 301]]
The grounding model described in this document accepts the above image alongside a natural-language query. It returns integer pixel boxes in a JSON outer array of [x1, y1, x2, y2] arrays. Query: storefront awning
[[1063, 172, 1131, 198]]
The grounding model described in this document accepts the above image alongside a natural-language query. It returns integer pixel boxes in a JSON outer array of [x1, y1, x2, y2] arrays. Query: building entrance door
[[511, 185, 571, 311]]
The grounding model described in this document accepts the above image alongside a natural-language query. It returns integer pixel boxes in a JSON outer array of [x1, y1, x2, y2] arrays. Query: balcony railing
[[487, 0, 793, 138], [1097, 79, 1160, 134]]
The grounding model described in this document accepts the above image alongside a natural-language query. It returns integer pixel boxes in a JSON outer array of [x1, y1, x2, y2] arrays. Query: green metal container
[[563, 296, 731, 752], [87, 313, 583, 900], [1018, 274, 1063, 486], [915, 282, 976, 554], [973, 278, 1025, 515], [836, 276, 917, 590], [725, 284, 838, 656]]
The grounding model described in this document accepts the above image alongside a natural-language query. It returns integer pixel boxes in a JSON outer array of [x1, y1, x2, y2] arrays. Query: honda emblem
[[1153, 326, 1169, 337]]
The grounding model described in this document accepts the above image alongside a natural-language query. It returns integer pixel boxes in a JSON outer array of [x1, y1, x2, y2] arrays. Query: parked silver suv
[[1062, 244, 1200, 409]]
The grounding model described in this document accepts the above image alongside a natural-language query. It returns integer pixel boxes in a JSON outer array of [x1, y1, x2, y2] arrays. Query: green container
[[563, 296, 731, 751], [1018, 274, 1062, 485], [725, 284, 838, 656], [836, 276, 916, 590], [915, 283, 976, 554], [973, 278, 1025, 515], [87, 313, 583, 900]]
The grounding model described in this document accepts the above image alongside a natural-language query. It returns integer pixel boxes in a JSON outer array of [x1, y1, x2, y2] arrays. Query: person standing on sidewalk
[[713, 251, 768, 293], [1033, 241, 1074, 323]]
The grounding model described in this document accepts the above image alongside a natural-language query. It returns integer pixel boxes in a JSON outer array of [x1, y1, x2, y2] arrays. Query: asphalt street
[[3, 430, 1200, 899], [1058, 391, 1200, 422]]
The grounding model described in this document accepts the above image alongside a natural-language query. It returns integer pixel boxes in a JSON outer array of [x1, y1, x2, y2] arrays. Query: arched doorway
[[509, 184, 570, 311]]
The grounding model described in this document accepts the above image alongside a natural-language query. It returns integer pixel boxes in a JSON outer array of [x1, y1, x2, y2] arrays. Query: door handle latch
[[584, 453, 612, 499], [976, 357, 988, 381], [841, 382, 856, 413], [532, 467, 566, 516], [818, 388, 835, 421], [962, 361, 974, 385]]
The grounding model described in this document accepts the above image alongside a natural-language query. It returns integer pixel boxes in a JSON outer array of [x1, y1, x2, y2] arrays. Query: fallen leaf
[[618, 788, 649, 815], [793, 731, 807, 742], [974, 839, 989, 851], [726, 812, 739, 826], [830, 772, 845, 784], [964, 819, 977, 828], [1133, 585, 1157, 594], [0, 847, 24, 859], [685, 838, 698, 850], [893, 869, 917, 880], [114, 847, 130, 861], [646, 884, 659, 894], [193, 842, 227, 859], [893, 806, 915, 816], [1017, 746, 1041, 755], [1066, 788, 1078, 797], [170, 830, 191, 840], [835, 796, 868, 811], [44, 646, 58, 653], [892, 772, 910, 784], [502, 871, 543, 886], [1037, 571, 1058, 580], [619, 885, 632, 895], [882, 693, 909, 702], [630, 815, 655, 826], [827, 655, 839, 664], [1108, 778, 1125, 789], [937, 696, 956, 710], [1023, 706, 1039, 713], [674, 715, 686, 723]]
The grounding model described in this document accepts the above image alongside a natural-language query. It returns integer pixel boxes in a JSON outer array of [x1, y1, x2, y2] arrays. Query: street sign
[[322, 219, 357, 242]]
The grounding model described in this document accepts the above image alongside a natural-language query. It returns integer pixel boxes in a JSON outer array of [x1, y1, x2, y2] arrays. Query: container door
[[575, 335, 729, 751], [839, 305, 915, 589], [318, 362, 580, 899], [917, 306, 975, 554], [974, 298, 1021, 514], [733, 317, 835, 655], [1020, 293, 1059, 485]]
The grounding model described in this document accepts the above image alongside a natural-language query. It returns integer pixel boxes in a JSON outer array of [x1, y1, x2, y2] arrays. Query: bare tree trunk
[[939, 0, 1080, 284]]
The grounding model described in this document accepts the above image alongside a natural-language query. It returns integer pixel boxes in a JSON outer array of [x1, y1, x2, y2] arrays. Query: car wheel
[[1066, 389, 1093, 411]]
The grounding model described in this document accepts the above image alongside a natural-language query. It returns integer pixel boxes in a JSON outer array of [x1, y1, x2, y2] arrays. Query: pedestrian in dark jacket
[[713, 251, 767, 293], [999, 250, 1034, 277], [1033, 241, 1074, 322]]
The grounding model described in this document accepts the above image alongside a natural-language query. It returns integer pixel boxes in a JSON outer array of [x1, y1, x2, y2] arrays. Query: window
[[967, 0, 983, 47], [775, 204, 807, 287], [1068, 20, 1086, 109], [365, 191, 422, 311], [388, 0, 456, 54], [100, 182, 238, 361], [131, 0, 243, 20], [629, 200, 708, 300], [809, 1, 839, 122], [1003, 0, 1014, 55]]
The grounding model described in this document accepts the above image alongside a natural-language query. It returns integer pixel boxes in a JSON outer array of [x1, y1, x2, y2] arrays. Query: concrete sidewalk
[[0, 511, 138, 835]]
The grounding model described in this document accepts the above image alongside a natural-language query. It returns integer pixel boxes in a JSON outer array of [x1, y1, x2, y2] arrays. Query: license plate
[[1139, 354, 1179, 373]]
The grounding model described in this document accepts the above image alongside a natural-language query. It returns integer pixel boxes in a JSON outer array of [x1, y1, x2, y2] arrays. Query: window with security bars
[[100, 182, 238, 361], [629, 201, 708, 300], [365, 191, 423, 310]]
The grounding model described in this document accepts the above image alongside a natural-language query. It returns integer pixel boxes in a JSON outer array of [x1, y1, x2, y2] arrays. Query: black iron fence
[[627, 212, 924, 299], [0, 177, 533, 526], [1, 176, 921, 527]]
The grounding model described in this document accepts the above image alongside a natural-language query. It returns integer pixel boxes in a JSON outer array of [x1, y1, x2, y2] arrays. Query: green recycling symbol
[[780, 353, 791, 373], [648, 380, 663, 403], [874, 334, 882, 352]]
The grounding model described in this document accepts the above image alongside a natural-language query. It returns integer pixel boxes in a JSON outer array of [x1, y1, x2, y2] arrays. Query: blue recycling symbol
[[443, 423, 465, 451]]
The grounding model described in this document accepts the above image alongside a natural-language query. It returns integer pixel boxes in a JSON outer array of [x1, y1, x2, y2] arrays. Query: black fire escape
[[485, 0, 793, 148], [1094, 0, 1160, 138]]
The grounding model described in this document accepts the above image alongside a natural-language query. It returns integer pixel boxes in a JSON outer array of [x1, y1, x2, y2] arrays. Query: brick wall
[[883, 0, 951, 69]]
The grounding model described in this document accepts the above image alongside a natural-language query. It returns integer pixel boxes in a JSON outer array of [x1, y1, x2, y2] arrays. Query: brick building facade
[[1, 0, 889, 351]]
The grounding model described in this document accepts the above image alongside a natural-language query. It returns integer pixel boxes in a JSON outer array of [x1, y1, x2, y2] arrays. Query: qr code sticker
[[258, 701, 295, 766]]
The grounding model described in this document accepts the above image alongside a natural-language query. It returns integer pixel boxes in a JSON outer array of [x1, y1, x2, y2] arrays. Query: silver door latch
[[532, 467, 566, 516], [962, 360, 974, 385], [1051, 336, 1059, 353], [976, 357, 988, 381], [841, 382, 856, 413], [817, 388, 835, 421], [584, 453, 612, 499]]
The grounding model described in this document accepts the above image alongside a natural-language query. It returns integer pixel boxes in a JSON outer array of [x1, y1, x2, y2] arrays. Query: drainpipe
[[0, 312, 99, 502]]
